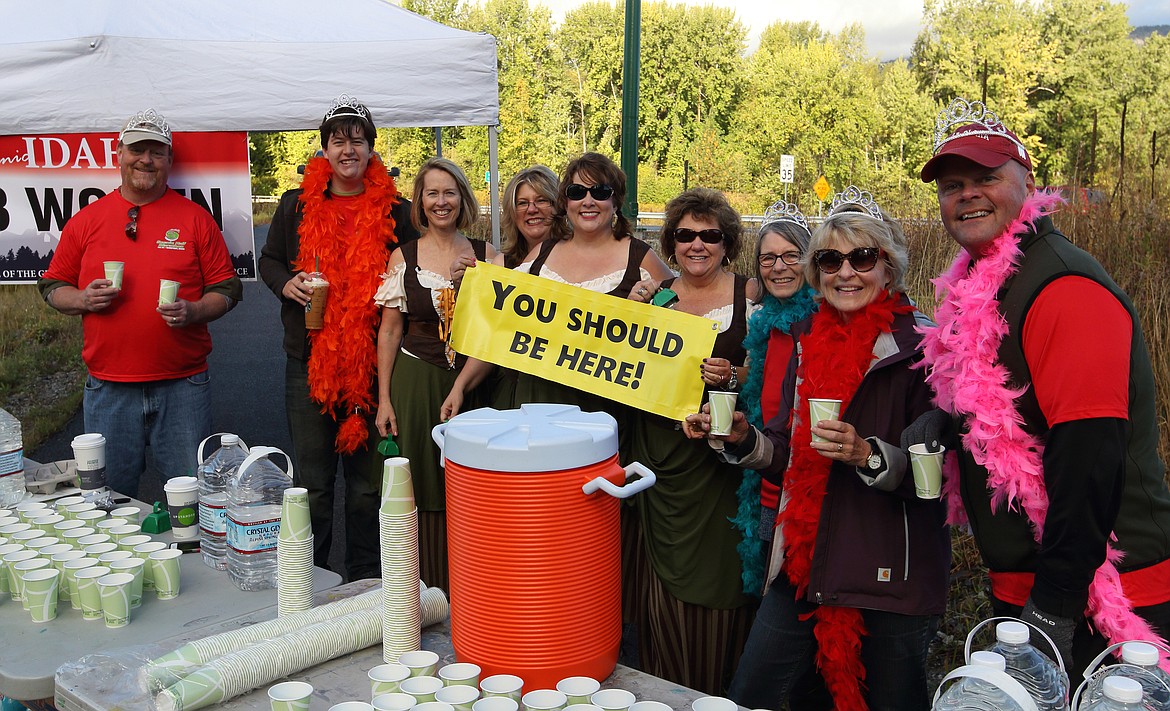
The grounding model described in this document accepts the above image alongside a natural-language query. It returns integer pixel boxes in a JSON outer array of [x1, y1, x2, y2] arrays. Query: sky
[[540, 0, 1170, 61]]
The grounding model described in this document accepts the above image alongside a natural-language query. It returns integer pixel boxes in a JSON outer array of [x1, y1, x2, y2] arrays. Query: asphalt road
[[29, 224, 351, 576]]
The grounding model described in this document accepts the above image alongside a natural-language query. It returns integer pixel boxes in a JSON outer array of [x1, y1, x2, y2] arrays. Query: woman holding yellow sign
[[622, 187, 761, 694], [374, 157, 495, 591]]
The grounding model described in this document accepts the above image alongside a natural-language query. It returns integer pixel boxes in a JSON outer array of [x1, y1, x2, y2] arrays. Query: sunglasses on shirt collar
[[125, 206, 140, 241]]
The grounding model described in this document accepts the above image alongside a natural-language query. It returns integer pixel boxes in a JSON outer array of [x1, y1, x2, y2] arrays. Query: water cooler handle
[[964, 616, 1068, 677], [582, 462, 656, 499], [933, 664, 1039, 711], [196, 432, 249, 468], [237, 446, 294, 481]]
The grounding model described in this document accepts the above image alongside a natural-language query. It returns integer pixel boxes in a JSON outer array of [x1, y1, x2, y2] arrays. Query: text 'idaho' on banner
[[451, 262, 719, 421]]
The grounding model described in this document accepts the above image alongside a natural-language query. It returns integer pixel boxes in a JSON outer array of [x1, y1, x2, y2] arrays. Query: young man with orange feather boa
[[259, 95, 418, 581]]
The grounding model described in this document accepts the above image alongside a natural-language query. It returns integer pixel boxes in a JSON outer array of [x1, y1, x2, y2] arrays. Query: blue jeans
[[729, 578, 939, 711], [82, 370, 212, 499]]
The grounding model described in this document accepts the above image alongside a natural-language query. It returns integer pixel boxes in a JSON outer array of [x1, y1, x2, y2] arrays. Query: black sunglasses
[[671, 228, 724, 245], [758, 251, 801, 268], [812, 247, 883, 274], [565, 183, 614, 201], [125, 206, 140, 241]]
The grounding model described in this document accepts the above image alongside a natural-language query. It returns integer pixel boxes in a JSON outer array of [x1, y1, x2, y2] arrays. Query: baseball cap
[[920, 122, 1032, 182], [119, 109, 172, 146]]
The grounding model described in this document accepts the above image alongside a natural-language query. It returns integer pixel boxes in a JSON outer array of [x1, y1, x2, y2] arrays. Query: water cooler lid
[[438, 404, 619, 473]]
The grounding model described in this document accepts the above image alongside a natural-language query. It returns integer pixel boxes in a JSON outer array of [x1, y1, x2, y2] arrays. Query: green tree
[[555, 2, 626, 157]]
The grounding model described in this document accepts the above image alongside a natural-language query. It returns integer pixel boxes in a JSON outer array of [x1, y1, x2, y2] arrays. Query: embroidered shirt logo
[[877, 568, 891, 582], [156, 228, 188, 252]]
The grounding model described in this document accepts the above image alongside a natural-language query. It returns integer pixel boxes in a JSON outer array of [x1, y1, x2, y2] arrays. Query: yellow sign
[[451, 263, 719, 420], [814, 175, 832, 202]]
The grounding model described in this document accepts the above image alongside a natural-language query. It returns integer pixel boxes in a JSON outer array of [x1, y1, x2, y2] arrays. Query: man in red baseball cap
[[904, 98, 1170, 678]]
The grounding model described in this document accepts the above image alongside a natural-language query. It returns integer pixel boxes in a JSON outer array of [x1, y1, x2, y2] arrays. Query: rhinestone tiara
[[760, 200, 810, 235], [119, 109, 171, 142], [827, 186, 884, 221], [932, 98, 1027, 156], [323, 93, 373, 124]]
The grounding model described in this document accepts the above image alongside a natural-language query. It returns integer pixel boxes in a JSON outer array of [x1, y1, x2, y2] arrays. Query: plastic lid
[[1103, 676, 1143, 703], [1120, 641, 1160, 666], [163, 475, 199, 492], [996, 620, 1030, 644], [221, 434, 239, 446], [970, 651, 1007, 671], [436, 404, 619, 473]]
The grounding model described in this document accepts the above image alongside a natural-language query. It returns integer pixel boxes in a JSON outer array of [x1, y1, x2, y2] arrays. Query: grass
[[0, 285, 84, 451]]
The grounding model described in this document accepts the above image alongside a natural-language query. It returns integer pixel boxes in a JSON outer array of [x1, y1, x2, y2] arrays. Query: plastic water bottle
[[196, 434, 249, 571], [936, 651, 1028, 710], [1081, 677, 1145, 710], [0, 407, 25, 507], [990, 620, 1071, 711], [1081, 643, 1170, 711], [226, 446, 292, 591]]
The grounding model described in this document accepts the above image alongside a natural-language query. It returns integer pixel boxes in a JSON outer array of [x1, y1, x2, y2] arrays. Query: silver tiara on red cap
[[828, 186, 884, 221], [323, 93, 373, 124], [932, 98, 1028, 157], [761, 200, 810, 235]]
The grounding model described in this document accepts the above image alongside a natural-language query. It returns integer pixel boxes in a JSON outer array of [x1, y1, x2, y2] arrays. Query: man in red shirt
[[910, 98, 1170, 675], [39, 109, 242, 498]]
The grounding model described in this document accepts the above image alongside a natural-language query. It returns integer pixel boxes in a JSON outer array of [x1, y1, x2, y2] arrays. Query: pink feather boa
[[919, 190, 1170, 669]]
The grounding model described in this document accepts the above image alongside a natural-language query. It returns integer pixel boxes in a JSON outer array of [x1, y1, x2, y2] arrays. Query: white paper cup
[[556, 678, 600, 707], [708, 391, 738, 436], [474, 697, 520, 711], [149, 548, 183, 599], [401, 676, 444, 703], [564, 705, 603, 711], [103, 261, 124, 290], [523, 690, 566, 711], [440, 663, 482, 688], [399, 650, 441, 677], [98, 572, 134, 627], [374, 693, 419, 711], [370, 664, 412, 699], [74, 565, 111, 620], [908, 444, 945, 499], [414, 703, 456, 711], [159, 278, 180, 305], [14, 558, 51, 609], [71, 433, 108, 491], [437, 685, 480, 711], [691, 698, 737, 711], [23, 568, 60, 622], [808, 398, 842, 442], [110, 506, 141, 525], [62, 557, 99, 608], [109, 557, 146, 608], [119, 533, 152, 552], [16, 502, 49, 521], [629, 703, 671, 711], [589, 690, 635, 711], [269, 680, 314, 711], [329, 703, 376, 711], [163, 476, 200, 541], [481, 675, 525, 702]]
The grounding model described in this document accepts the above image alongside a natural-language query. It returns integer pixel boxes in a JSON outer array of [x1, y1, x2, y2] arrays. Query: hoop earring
[[667, 254, 678, 268], [723, 255, 731, 268]]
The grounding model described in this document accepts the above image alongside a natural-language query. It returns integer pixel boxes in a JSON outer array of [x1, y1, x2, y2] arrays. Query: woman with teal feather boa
[[733, 202, 818, 597]]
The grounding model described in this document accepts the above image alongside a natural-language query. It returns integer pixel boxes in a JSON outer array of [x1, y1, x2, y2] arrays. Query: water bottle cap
[[996, 620, 1030, 644], [222, 434, 240, 446], [1103, 676, 1143, 703], [1120, 641, 1160, 666], [970, 650, 1007, 670]]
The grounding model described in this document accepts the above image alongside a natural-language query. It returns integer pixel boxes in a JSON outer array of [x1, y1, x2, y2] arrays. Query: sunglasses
[[758, 251, 801, 268], [812, 247, 883, 274], [671, 228, 725, 245], [565, 183, 614, 201], [125, 206, 140, 241]]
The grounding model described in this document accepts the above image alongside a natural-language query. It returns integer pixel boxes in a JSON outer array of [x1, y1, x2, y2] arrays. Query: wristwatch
[[726, 365, 739, 391], [865, 443, 884, 471]]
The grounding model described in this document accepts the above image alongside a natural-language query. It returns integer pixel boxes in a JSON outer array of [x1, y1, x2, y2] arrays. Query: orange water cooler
[[432, 404, 656, 691]]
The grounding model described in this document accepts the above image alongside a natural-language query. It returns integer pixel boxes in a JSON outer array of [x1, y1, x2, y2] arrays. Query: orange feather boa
[[295, 154, 399, 454]]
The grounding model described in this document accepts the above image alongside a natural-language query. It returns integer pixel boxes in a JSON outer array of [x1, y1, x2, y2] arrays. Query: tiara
[[827, 186, 883, 220], [760, 200, 810, 235], [932, 98, 1028, 157], [121, 108, 171, 138], [323, 93, 372, 123]]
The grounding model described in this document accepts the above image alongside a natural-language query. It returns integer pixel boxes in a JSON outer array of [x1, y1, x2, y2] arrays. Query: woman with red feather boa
[[685, 200, 950, 710]]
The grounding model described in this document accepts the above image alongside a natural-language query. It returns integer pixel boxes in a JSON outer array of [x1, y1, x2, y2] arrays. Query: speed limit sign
[[779, 155, 795, 184]]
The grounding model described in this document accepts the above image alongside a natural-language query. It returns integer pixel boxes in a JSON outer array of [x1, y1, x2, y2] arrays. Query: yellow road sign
[[814, 175, 831, 202]]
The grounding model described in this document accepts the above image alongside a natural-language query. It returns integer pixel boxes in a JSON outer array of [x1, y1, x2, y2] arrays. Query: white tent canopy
[[0, 0, 499, 133]]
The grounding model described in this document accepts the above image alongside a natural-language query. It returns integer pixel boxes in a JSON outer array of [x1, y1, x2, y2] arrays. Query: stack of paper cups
[[380, 457, 421, 662], [277, 487, 315, 617]]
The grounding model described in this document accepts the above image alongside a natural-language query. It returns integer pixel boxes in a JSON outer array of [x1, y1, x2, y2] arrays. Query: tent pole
[[435, 127, 442, 157], [489, 125, 501, 249]]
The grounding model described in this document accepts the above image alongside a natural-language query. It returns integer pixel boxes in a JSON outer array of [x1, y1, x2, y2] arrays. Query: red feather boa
[[295, 154, 399, 454], [780, 290, 909, 711]]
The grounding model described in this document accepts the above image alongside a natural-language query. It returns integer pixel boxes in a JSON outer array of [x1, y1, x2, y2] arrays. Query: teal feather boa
[[732, 285, 818, 596]]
